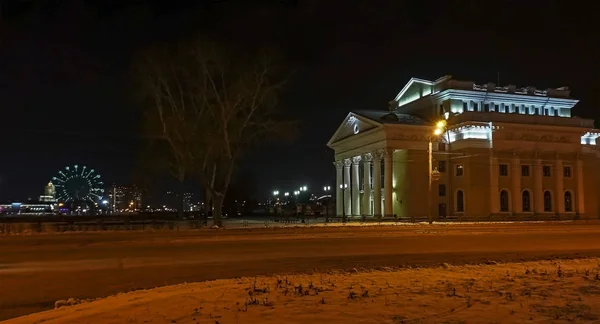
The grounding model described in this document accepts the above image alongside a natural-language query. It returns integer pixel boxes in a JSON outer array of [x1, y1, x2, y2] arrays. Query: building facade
[[108, 184, 143, 212], [327, 75, 600, 221]]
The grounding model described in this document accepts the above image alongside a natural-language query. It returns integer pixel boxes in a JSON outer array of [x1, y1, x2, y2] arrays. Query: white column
[[343, 159, 352, 216], [384, 149, 393, 217], [362, 153, 372, 216], [555, 158, 564, 214], [372, 151, 382, 217], [334, 161, 343, 216], [533, 157, 544, 213], [511, 154, 521, 213], [489, 155, 499, 213], [351, 156, 361, 217], [576, 159, 585, 214]]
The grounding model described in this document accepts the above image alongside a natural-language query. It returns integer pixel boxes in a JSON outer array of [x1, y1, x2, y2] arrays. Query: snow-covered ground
[[6, 258, 600, 323]]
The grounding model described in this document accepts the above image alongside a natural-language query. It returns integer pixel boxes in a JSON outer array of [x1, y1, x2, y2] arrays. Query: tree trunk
[[212, 194, 224, 227]]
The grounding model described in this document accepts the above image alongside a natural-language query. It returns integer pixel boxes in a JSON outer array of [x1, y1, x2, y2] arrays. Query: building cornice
[[433, 89, 578, 108]]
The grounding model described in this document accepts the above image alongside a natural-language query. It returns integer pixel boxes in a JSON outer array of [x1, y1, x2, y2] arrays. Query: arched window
[[500, 190, 509, 212], [564, 191, 573, 212], [522, 190, 531, 212], [544, 191, 552, 212], [456, 190, 464, 212]]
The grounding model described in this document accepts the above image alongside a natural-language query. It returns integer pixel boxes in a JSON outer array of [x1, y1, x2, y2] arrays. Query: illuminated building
[[108, 185, 143, 212], [183, 192, 193, 211], [328, 75, 598, 221], [39, 182, 56, 203], [0, 202, 54, 215]]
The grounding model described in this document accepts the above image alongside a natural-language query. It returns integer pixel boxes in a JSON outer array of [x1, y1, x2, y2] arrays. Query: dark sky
[[0, 1, 598, 201]]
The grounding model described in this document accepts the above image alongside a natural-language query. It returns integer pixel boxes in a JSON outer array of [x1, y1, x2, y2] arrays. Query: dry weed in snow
[[7, 258, 600, 323]]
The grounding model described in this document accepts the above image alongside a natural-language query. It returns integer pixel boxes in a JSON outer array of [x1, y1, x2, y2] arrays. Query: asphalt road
[[2, 222, 600, 321]]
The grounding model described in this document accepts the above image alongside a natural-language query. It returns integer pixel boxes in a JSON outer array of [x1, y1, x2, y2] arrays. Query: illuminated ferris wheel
[[52, 165, 104, 203]]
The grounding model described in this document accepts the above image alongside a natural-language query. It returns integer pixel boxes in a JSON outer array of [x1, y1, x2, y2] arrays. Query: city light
[[102, 200, 108, 204], [294, 191, 300, 195], [428, 120, 448, 223], [339, 184, 347, 189], [284, 192, 289, 196], [323, 186, 331, 191], [273, 190, 279, 196]]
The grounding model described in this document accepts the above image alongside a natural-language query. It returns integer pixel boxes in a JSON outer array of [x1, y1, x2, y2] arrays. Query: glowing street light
[[428, 120, 447, 224], [323, 186, 331, 191], [284, 192, 289, 196], [273, 190, 279, 196]]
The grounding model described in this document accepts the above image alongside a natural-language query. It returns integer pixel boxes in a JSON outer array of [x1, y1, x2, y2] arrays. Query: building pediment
[[327, 113, 380, 146]]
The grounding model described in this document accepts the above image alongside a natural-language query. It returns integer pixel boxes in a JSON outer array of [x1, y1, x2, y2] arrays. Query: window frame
[[543, 165, 552, 177], [455, 164, 464, 177]]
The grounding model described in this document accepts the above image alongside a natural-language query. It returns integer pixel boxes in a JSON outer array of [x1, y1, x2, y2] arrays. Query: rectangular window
[[438, 160, 446, 172], [455, 164, 464, 177], [484, 104, 490, 112], [521, 165, 530, 177], [543, 165, 551, 177], [563, 166, 572, 177], [438, 184, 446, 197], [499, 164, 508, 176], [439, 104, 444, 115], [494, 104, 499, 111], [463, 102, 468, 111], [473, 103, 479, 111]]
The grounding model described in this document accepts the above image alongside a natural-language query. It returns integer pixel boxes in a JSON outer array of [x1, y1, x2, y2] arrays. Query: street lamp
[[428, 120, 446, 224], [339, 183, 348, 222], [284, 192, 289, 196]]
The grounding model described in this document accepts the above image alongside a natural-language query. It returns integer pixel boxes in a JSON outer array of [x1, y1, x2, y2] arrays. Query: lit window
[[563, 166, 571, 177], [455, 165, 464, 177]]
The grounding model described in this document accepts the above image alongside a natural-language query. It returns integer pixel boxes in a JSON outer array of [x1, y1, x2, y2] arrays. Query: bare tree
[[134, 38, 295, 226]]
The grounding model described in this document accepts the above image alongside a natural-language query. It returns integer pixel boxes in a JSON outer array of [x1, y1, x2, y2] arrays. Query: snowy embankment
[[6, 258, 600, 323]]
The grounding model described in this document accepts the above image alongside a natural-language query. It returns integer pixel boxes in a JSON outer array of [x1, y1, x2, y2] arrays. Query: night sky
[[0, 1, 598, 201]]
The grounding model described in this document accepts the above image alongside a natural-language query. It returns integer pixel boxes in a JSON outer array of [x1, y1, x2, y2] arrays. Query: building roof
[[352, 110, 428, 125]]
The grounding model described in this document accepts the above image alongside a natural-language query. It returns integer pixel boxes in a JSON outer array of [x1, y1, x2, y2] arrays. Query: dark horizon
[[0, 1, 598, 201]]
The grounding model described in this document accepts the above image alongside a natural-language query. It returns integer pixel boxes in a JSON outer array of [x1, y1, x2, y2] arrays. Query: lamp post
[[428, 120, 446, 224], [323, 186, 331, 220], [339, 183, 348, 222], [273, 190, 279, 216]]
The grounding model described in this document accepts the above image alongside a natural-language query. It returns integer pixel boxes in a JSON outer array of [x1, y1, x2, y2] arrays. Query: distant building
[[108, 185, 143, 212], [0, 202, 55, 216], [39, 182, 56, 203], [328, 75, 598, 221]]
